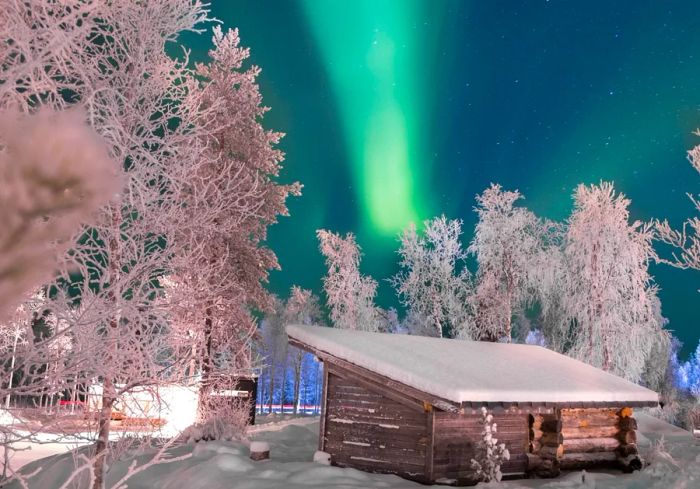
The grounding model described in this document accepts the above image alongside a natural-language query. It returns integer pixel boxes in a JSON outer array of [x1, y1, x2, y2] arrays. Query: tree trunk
[[292, 350, 302, 415], [189, 340, 198, 383], [4, 334, 18, 409], [92, 379, 115, 489], [93, 207, 121, 489], [314, 362, 321, 415], [197, 307, 214, 422], [279, 360, 287, 414], [267, 364, 275, 414]]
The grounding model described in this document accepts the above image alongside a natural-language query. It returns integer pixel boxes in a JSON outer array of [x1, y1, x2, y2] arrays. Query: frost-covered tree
[[283, 287, 323, 413], [561, 182, 666, 382], [382, 307, 402, 334], [392, 216, 474, 338], [169, 25, 300, 425], [260, 298, 288, 413], [259, 288, 323, 414], [526, 221, 571, 351], [677, 341, 700, 398], [469, 184, 546, 342], [657, 132, 700, 271], [317, 230, 382, 331], [0, 296, 36, 409], [0, 0, 268, 489], [470, 407, 510, 483]]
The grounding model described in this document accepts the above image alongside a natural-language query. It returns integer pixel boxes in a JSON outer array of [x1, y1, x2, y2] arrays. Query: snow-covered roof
[[286, 324, 659, 406]]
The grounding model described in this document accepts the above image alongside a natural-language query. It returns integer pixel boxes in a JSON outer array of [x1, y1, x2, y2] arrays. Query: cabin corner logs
[[527, 406, 641, 478], [319, 362, 643, 486]]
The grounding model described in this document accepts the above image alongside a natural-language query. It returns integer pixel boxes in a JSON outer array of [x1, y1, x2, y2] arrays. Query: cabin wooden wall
[[528, 407, 641, 474], [314, 357, 643, 485], [323, 368, 430, 482], [560, 407, 641, 471], [432, 410, 529, 484]]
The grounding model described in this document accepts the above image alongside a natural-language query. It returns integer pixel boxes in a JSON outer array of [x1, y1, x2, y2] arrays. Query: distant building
[[287, 325, 658, 486]]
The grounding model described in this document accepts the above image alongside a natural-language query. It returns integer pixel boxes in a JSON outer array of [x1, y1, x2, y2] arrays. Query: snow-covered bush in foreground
[[470, 407, 510, 483], [0, 108, 119, 321]]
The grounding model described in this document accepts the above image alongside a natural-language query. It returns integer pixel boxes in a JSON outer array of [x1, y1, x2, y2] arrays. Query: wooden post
[[532, 410, 562, 478], [318, 362, 329, 452], [425, 408, 435, 483], [250, 442, 270, 461]]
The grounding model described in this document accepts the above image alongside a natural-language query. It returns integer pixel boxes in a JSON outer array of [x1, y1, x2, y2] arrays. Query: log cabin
[[286, 324, 659, 486]]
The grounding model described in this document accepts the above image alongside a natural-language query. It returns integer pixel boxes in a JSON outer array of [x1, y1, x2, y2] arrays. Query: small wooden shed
[[286, 325, 659, 486]]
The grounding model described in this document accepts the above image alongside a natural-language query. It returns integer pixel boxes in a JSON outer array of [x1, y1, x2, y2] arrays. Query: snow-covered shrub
[[470, 407, 510, 482], [185, 397, 251, 443], [643, 436, 680, 475]]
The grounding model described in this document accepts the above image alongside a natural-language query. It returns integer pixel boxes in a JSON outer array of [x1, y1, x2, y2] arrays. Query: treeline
[[307, 175, 700, 429]]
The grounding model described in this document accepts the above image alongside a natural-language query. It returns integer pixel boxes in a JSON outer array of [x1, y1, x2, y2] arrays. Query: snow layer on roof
[[286, 324, 659, 405]]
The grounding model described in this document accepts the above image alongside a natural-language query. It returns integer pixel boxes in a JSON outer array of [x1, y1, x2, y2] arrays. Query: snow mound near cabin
[[4, 421, 423, 489]]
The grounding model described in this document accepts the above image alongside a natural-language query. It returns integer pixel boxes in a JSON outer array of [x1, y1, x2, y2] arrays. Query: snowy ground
[[3, 413, 698, 489]]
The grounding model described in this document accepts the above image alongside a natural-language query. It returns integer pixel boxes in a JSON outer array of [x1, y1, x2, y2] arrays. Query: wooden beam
[[425, 409, 435, 483], [319, 363, 329, 452]]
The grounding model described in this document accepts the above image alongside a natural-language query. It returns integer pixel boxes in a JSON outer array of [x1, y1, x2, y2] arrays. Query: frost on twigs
[[392, 216, 475, 339], [561, 182, 668, 383], [470, 407, 510, 483], [656, 132, 700, 272], [317, 230, 383, 332]]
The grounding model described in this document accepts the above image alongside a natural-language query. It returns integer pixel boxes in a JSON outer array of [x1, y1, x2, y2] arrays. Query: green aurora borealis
[[300, 0, 434, 234], [184, 1, 700, 357]]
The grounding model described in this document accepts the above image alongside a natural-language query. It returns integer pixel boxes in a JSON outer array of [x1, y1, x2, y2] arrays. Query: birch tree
[[1, 2, 218, 487], [657, 132, 700, 271], [0, 297, 35, 409], [561, 182, 666, 382], [317, 230, 382, 331], [469, 184, 545, 342], [283, 287, 323, 413], [260, 298, 287, 413], [392, 216, 475, 339], [527, 221, 571, 351]]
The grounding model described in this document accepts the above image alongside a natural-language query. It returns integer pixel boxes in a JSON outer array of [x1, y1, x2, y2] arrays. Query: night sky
[[182, 1, 700, 358]]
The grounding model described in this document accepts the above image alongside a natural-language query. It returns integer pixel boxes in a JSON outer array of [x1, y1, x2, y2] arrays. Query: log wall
[[526, 407, 642, 474], [559, 408, 640, 471], [432, 410, 529, 484], [324, 368, 429, 482]]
